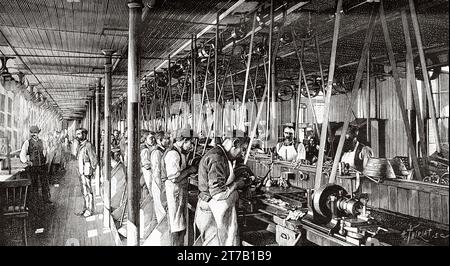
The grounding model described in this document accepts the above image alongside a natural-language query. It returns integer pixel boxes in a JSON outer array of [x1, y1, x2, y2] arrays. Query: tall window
[[0, 93, 5, 129], [421, 67, 449, 154]]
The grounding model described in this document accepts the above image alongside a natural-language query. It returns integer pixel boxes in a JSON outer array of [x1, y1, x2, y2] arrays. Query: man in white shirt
[[340, 126, 373, 172], [276, 125, 307, 163], [140, 131, 156, 190], [20, 125, 52, 205]]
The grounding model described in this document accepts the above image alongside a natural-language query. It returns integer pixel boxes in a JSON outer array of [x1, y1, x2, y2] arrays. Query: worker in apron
[[276, 125, 300, 162], [140, 131, 156, 190], [340, 126, 373, 172], [144, 131, 171, 246], [195, 135, 249, 246], [163, 129, 197, 246]]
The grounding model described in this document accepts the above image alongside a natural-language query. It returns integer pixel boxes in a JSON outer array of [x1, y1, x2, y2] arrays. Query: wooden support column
[[85, 101, 90, 133], [90, 98, 95, 143], [380, 0, 422, 180], [269, 5, 285, 148], [314, 0, 343, 191], [95, 77, 102, 196], [401, 9, 428, 175], [191, 34, 195, 131], [293, 34, 304, 142], [102, 49, 114, 228], [88, 102, 91, 133], [329, 4, 378, 184], [315, 34, 334, 142], [127, 0, 142, 246], [296, 53, 321, 139], [408, 0, 441, 153], [241, 12, 257, 124], [366, 52, 371, 144], [214, 12, 219, 138]]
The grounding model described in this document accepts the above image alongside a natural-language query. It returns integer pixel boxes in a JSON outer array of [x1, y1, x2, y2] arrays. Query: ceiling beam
[[112, 0, 248, 105], [0, 29, 61, 112], [149, 0, 248, 76]]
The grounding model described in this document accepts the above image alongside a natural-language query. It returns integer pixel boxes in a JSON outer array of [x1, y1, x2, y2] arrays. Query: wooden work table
[[0, 158, 26, 182], [187, 162, 448, 246]]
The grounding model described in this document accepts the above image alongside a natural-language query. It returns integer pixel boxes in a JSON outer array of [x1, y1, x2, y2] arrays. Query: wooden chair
[[0, 179, 32, 246]]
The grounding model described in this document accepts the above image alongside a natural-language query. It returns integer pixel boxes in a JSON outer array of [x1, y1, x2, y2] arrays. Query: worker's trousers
[[80, 174, 94, 213], [28, 165, 51, 203], [194, 190, 239, 246]]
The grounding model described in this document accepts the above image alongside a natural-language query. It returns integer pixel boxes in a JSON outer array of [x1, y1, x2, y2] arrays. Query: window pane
[[0, 94, 4, 112], [7, 114, 11, 127], [8, 97, 12, 113], [0, 113, 4, 127], [441, 92, 449, 118]]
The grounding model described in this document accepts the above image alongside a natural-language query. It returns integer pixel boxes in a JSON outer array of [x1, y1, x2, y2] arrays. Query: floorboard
[[2, 160, 116, 246]]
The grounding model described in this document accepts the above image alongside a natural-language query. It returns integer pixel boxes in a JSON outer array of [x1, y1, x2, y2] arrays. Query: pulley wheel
[[312, 184, 347, 221]]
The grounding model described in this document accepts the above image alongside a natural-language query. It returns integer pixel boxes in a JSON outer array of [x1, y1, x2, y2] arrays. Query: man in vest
[[75, 128, 98, 217], [163, 129, 197, 246], [20, 125, 52, 205], [195, 133, 250, 246], [341, 126, 373, 172]]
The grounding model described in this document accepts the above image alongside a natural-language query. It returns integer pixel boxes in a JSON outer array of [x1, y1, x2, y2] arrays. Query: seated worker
[[340, 126, 373, 172], [275, 124, 304, 162]]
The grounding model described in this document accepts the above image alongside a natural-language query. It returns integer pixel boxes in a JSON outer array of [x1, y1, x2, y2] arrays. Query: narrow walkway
[[4, 160, 116, 246]]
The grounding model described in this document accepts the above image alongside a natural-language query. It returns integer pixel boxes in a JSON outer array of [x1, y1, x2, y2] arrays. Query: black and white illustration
[[0, 0, 448, 247]]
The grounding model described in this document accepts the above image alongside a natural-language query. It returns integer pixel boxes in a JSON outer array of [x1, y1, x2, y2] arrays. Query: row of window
[[0, 94, 13, 113], [0, 92, 18, 150]]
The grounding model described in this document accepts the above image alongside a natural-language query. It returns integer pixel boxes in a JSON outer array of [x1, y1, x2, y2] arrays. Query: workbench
[[187, 165, 449, 246]]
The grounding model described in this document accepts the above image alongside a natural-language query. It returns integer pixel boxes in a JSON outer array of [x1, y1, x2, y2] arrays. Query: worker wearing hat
[[195, 130, 249, 246], [20, 125, 52, 205], [75, 127, 98, 217], [162, 129, 197, 245]]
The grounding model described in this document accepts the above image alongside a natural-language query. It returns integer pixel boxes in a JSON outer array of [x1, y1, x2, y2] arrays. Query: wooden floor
[[3, 160, 116, 246]]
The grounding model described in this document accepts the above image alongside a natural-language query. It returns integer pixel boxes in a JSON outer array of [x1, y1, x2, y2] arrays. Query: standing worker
[[75, 128, 98, 217], [195, 134, 249, 246], [140, 131, 156, 190], [163, 129, 197, 246], [140, 130, 157, 240], [20, 125, 52, 205], [145, 131, 171, 245]]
